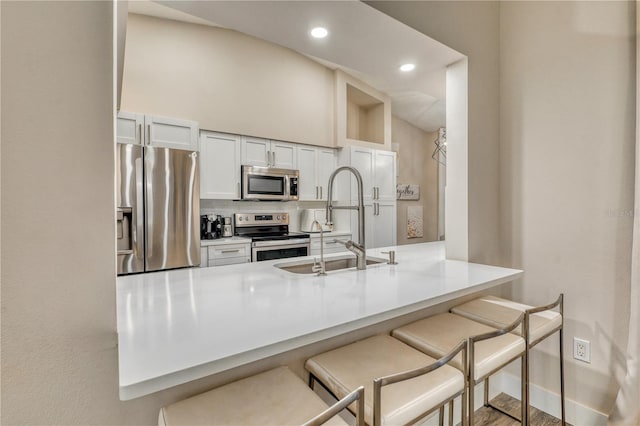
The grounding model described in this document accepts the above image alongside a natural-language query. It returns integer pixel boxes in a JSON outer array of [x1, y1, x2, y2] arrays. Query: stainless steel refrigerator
[[116, 143, 200, 275]]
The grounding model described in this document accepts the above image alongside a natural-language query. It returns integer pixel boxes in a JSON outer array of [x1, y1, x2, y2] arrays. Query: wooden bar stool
[[391, 312, 526, 426], [158, 366, 365, 426], [305, 334, 467, 426], [451, 294, 565, 425]]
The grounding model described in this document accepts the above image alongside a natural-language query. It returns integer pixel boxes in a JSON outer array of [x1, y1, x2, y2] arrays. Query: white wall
[[121, 14, 335, 147], [367, 1, 502, 265], [499, 0, 636, 416], [0, 1, 124, 423]]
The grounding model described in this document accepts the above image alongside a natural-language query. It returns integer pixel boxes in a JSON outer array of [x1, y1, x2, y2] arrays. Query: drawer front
[[210, 256, 250, 267], [208, 244, 250, 260]]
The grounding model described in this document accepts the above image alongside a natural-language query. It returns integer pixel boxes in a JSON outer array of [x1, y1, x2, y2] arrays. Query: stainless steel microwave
[[241, 165, 299, 201]]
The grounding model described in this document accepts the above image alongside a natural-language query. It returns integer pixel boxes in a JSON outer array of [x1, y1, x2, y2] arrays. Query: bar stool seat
[[451, 295, 562, 344], [159, 366, 352, 426], [306, 335, 465, 426], [392, 313, 527, 425], [451, 294, 566, 425], [392, 313, 525, 381]]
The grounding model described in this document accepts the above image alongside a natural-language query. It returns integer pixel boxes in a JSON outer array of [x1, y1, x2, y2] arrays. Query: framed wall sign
[[397, 184, 420, 200]]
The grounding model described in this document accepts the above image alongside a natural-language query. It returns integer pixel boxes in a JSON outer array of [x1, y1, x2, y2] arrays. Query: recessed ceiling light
[[399, 63, 416, 72], [310, 27, 329, 39]]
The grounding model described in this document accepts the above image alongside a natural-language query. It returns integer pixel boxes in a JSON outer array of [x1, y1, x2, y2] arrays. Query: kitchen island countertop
[[116, 241, 522, 400]]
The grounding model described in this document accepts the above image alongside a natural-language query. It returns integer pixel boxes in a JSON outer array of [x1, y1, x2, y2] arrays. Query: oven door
[[252, 240, 310, 262]]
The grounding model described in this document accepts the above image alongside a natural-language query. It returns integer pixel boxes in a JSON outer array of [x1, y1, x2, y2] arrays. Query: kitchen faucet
[[325, 166, 366, 270], [310, 220, 326, 276]]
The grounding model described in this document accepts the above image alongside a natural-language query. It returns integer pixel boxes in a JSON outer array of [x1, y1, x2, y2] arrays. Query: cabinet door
[[270, 141, 296, 169], [374, 150, 396, 201], [317, 148, 337, 201], [200, 132, 241, 199], [241, 136, 270, 167], [297, 146, 318, 201], [145, 115, 199, 151], [200, 248, 208, 267], [372, 202, 397, 248], [349, 147, 375, 203], [116, 111, 144, 145]]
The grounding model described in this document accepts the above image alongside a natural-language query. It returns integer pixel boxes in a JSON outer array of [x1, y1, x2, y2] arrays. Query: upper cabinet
[[200, 131, 241, 200], [335, 70, 391, 151], [338, 145, 397, 249], [241, 136, 296, 169], [297, 145, 337, 201], [117, 111, 199, 151], [116, 111, 144, 145]]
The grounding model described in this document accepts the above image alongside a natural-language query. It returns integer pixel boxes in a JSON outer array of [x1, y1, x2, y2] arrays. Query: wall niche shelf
[[335, 69, 391, 150]]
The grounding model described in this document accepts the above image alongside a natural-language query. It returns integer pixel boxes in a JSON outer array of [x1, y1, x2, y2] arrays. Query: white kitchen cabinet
[[371, 201, 396, 248], [200, 131, 241, 200], [374, 150, 396, 201], [200, 248, 207, 267], [310, 232, 352, 256], [200, 241, 251, 267], [116, 111, 144, 145], [340, 145, 397, 249], [297, 145, 337, 201], [241, 136, 296, 169], [116, 111, 199, 151]]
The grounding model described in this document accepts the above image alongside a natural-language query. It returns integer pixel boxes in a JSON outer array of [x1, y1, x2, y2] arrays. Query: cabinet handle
[[375, 203, 379, 216], [316, 186, 319, 199], [272, 151, 276, 166], [147, 124, 152, 146], [221, 249, 241, 254], [136, 123, 142, 144], [320, 186, 323, 199], [237, 182, 241, 198], [266, 151, 269, 166]]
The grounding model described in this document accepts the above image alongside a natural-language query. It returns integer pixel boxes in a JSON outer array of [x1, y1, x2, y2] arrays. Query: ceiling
[[128, 1, 465, 133]]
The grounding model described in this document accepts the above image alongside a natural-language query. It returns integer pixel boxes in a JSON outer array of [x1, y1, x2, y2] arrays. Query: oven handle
[[252, 238, 311, 248]]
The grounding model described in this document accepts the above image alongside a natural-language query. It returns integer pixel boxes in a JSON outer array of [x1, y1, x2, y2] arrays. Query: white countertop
[[116, 242, 522, 400], [200, 236, 251, 246]]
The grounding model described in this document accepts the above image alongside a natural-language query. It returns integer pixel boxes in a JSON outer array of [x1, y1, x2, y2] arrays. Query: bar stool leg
[[468, 342, 476, 426], [521, 353, 528, 426], [439, 406, 444, 426], [485, 377, 491, 406], [560, 327, 566, 425], [449, 400, 454, 426]]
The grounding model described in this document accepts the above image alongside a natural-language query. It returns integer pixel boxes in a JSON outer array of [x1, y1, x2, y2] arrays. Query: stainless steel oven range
[[234, 213, 310, 262]]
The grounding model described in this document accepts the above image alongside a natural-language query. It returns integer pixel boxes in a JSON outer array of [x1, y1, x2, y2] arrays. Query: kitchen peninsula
[[116, 241, 522, 400]]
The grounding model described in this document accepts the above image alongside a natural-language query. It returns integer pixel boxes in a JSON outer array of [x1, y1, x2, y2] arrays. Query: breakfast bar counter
[[116, 241, 522, 400]]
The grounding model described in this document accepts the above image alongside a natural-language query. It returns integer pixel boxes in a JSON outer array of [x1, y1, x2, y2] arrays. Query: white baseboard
[[494, 371, 608, 426]]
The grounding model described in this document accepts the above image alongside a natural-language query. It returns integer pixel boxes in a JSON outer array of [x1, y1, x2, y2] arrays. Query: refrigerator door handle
[[134, 156, 144, 260]]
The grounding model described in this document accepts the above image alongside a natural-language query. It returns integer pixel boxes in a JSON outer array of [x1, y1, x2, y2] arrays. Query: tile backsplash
[[200, 200, 350, 232]]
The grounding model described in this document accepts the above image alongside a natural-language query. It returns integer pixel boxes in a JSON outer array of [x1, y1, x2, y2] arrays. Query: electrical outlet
[[574, 338, 591, 363]]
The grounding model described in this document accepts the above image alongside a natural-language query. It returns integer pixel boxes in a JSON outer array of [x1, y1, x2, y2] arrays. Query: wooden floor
[[473, 393, 568, 426]]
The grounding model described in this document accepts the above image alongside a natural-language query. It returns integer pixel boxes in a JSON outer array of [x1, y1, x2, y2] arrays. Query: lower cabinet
[[310, 232, 352, 256], [200, 242, 251, 267]]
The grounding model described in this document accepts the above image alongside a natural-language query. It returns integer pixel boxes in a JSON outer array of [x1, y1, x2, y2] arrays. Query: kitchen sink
[[275, 255, 387, 274]]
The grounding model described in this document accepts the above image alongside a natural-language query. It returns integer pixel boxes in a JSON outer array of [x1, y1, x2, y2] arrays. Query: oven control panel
[[235, 213, 289, 227]]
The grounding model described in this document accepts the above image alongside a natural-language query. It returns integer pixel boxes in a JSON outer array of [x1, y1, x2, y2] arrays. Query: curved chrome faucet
[[325, 166, 366, 270]]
